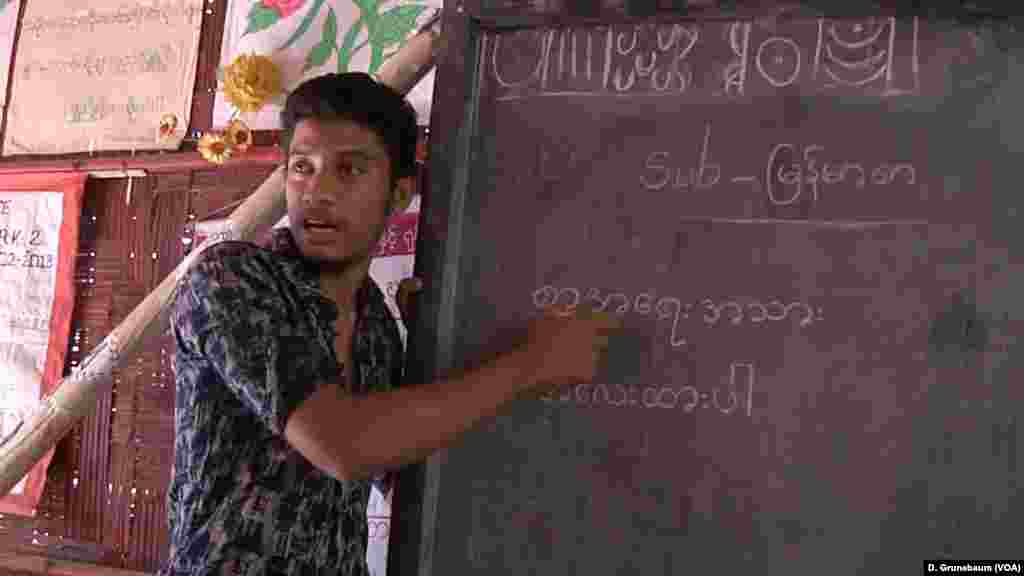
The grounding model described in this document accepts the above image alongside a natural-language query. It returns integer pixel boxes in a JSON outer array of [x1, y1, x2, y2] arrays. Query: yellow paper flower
[[223, 53, 282, 114], [158, 113, 178, 140], [198, 133, 233, 164], [226, 119, 253, 152]]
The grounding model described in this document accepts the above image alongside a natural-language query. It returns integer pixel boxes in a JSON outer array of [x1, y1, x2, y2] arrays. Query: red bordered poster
[[0, 172, 86, 516]]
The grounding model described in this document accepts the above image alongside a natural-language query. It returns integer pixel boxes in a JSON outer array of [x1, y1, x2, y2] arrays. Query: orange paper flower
[[198, 133, 233, 164], [226, 119, 253, 152], [223, 53, 282, 114]]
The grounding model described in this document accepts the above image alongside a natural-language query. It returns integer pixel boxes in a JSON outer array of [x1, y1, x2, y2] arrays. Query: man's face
[[285, 118, 396, 268]]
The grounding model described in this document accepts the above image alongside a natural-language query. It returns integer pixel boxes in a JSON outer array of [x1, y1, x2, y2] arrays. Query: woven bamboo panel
[[0, 163, 276, 573]]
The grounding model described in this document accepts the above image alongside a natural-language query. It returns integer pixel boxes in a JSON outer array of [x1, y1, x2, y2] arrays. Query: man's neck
[[319, 257, 372, 319]]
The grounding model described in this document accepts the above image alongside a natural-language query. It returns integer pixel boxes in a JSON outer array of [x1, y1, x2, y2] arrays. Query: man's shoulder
[[178, 240, 287, 292], [170, 240, 296, 327], [189, 239, 277, 272]]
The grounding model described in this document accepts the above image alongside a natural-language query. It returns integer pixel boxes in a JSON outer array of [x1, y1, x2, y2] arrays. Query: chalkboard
[[391, 2, 1024, 575]]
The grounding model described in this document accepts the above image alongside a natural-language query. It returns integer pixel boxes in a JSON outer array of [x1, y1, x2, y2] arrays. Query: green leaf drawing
[[351, 0, 374, 13], [337, 1, 429, 74], [368, 44, 385, 75], [0, 0, 12, 13], [336, 15, 366, 73], [279, 0, 327, 51], [360, 0, 381, 44], [244, 3, 281, 36], [323, 6, 338, 46], [305, 40, 334, 71], [369, 4, 428, 49]]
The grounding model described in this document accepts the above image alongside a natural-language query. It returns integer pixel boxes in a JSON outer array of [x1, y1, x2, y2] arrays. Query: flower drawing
[[244, 0, 431, 76], [261, 0, 307, 18]]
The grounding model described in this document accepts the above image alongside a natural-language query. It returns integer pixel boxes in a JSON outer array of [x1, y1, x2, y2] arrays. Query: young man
[[163, 73, 618, 575]]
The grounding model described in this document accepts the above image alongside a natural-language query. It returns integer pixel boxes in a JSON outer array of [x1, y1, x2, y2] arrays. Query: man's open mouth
[[304, 218, 337, 231]]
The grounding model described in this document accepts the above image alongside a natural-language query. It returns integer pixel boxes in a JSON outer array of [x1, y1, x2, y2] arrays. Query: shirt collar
[[266, 227, 390, 326]]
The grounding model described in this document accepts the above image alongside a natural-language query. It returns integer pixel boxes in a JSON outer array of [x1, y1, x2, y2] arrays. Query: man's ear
[[390, 176, 415, 215]]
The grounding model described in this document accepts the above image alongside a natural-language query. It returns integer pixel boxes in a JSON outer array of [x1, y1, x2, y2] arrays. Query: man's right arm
[[284, 347, 540, 482], [173, 244, 617, 484], [285, 305, 617, 482]]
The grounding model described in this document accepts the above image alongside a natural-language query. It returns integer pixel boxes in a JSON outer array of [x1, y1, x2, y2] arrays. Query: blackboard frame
[[388, 2, 1021, 576], [387, 2, 480, 575]]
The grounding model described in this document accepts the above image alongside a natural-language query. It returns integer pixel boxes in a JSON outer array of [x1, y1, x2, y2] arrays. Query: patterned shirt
[[162, 227, 404, 576]]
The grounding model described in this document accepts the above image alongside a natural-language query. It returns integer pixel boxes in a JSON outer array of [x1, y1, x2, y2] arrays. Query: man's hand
[[517, 304, 622, 394]]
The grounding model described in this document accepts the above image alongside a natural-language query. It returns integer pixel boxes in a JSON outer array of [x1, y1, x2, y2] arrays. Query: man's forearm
[[286, 349, 541, 481]]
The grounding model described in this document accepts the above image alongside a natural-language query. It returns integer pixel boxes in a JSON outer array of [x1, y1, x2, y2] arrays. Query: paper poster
[[364, 196, 419, 576], [0, 0, 20, 117], [368, 208, 418, 344], [365, 487, 393, 576], [213, 0, 440, 128], [3, 0, 204, 155], [0, 173, 86, 516]]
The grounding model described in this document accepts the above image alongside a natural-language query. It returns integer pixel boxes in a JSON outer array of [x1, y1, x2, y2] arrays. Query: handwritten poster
[[0, 173, 86, 516], [213, 0, 440, 129], [0, 0, 20, 125], [2, 0, 204, 156]]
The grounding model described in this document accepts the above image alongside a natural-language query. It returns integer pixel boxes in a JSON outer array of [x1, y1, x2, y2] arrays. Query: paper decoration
[[364, 194, 419, 576], [365, 488, 392, 576], [213, 0, 440, 128], [0, 0, 20, 123], [0, 173, 86, 516], [3, 0, 204, 155]]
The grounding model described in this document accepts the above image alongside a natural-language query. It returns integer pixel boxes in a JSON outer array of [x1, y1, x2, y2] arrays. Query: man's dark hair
[[281, 72, 418, 181]]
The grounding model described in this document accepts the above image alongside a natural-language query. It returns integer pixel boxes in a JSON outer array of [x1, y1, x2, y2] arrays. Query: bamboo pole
[[0, 552, 150, 576], [0, 11, 445, 498]]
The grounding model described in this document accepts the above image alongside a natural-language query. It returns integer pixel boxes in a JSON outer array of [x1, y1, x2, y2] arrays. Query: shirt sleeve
[[171, 243, 330, 436]]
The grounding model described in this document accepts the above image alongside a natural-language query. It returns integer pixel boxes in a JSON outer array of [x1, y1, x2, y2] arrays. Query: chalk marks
[[755, 36, 802, 88], [639, 122, 918, 206], [723, 22, 750, 97], [641, 123, 720, 192], [533, 284, 823, 328], [532, 285, 824, 349], [490, 17, 924, 101], [540, 362, 756, 417], [670, 217, 927, 229], [814, 18, 920, 96], [766, 142, 915, 206], [702, 298, 822, 328]]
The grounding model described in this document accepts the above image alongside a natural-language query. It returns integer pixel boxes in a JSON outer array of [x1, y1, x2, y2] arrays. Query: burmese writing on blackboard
[[490, 17, 921, 100]]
